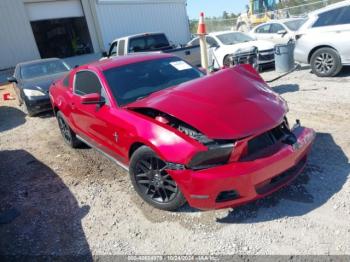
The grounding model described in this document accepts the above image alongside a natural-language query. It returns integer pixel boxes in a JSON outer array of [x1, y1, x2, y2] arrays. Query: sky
[[187, 0, 248, 19]]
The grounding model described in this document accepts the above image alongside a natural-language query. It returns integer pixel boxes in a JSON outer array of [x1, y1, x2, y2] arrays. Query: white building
[[0, 0, 191, 69]]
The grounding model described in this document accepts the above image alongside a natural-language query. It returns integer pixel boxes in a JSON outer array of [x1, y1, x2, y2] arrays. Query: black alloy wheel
[[310, 47, 342, 77], [56, 111, 81, 148], [129, 146, 186, 211]]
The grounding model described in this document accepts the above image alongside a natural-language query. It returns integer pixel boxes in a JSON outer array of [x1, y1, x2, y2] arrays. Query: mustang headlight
[[188, 143, 234, 170], [23, 88, 46, 97]]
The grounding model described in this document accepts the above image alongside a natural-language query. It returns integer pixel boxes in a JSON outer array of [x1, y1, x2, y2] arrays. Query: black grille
[[259, 52, 274, 61], [247, 121, 296, 157]]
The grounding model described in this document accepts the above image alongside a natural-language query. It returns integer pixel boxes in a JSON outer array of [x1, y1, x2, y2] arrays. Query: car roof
[[210, 31, 244, 36], [309, 0, 350, 16], [82, 53, 175, 71], [269, 17, 306, 23], [17, 58, 62, 67], [252, 17, 305, 28]]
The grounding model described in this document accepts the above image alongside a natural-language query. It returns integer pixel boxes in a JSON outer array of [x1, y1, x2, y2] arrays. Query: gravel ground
[[0, 66, 349, 256]]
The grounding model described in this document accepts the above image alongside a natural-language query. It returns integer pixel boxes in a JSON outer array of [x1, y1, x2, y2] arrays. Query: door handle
[[185, 50, 191, 55]]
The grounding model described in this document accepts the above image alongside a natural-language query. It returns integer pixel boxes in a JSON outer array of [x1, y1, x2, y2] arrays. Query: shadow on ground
[[336, 66, 350, 77], [216, 133, 349, 223], [0, 106, 26, 132], [272, 84, 299, 94], [0, 150, 92, 259]]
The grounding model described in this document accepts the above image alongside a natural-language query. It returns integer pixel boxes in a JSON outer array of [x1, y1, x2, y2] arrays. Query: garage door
[[26, 0, 84, 21]]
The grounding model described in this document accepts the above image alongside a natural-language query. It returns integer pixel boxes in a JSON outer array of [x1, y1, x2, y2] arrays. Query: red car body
[[50, 53, 315, 210]]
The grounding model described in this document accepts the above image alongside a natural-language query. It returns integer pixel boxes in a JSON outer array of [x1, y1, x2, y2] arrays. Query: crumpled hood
[[126, 66, 287, 139]]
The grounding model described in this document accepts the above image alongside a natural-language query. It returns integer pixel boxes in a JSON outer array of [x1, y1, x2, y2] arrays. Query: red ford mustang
[[50, 53, 315, 211]]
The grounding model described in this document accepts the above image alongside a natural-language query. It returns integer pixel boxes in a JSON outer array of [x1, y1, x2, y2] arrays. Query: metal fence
[[189, 0, 345, 34]]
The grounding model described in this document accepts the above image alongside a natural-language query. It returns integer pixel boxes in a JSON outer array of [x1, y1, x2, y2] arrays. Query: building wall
[[0, 0, 190, 69], [0, 0, 40, 70], [93, 0, 191, 51]]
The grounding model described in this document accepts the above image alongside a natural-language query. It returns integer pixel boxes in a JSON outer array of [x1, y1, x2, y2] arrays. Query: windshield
[[128, 34, 170, 52], [21, 60, 70, 80], [216, 32, 254, 45], [103, 57, 204, 106], [283, 19, 307, 31]]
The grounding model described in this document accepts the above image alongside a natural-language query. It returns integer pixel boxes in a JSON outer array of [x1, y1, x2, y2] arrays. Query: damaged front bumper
[[168, 125, 316, 210]]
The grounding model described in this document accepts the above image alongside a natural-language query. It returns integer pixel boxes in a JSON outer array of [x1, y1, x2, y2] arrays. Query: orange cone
[[197, 12, 207, 35]]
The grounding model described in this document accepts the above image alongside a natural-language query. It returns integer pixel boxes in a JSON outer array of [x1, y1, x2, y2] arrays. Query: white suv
[[294, 0, 350, 77]]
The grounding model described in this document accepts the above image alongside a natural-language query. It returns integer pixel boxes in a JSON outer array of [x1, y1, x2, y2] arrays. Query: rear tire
[[310, 47, 342, 77], [56, 111, 81, 148], [129, 146, 186, 211]]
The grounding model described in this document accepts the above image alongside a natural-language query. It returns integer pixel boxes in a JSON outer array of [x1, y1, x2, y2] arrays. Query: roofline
[[309, 0, 350, 16], [17, 58, 62, 66]]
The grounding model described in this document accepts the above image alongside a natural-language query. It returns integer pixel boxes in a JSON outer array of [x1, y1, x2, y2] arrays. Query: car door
[[269, 23, 289, 44], [71, 70, 125, 161], [206, 36, 221, 68], [311, 5, 350, 64]]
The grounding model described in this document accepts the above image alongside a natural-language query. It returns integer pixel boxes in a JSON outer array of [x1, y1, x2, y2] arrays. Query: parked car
[[294, 0, 350, 77], [7, 58, 70, 116], [102, 32, 201, 66], [187, 31, 275, 69], [250, 18, 307, 44], [50, 53, 315, 211]]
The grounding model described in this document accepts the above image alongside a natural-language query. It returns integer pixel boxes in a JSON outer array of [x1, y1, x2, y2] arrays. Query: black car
[[7, 58, 70, 116]]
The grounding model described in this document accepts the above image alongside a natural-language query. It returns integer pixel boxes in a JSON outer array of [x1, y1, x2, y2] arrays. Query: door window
[[189, 38, 199, 46], [74, 71, 109, 104], [256, 24, 271, 33], [338, 6, 350, 24], [270, 23, 285, 33], [74, 71, 103, 96], [206, 36, 219, 47], [313, 6, 350, 27]]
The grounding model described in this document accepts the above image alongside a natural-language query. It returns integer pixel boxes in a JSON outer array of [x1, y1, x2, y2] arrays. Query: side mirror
[[277, 30, 287, 35], [81, 93, 105, 105], [101, 51, 108, 57], [209, 43, 219, 49], [7, 76, 17, 83]]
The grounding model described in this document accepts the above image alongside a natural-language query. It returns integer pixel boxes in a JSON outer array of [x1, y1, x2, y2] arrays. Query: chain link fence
[[189, 0, 344, 34]]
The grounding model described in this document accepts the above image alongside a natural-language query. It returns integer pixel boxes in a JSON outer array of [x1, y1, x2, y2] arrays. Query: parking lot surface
[[0, 66, 349, 255]]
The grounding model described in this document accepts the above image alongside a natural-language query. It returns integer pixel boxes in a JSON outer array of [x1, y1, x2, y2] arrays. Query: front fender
[[118, 110, 207, 165]]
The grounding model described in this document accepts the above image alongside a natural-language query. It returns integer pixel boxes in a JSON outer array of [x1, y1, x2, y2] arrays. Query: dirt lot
[[0, 66, 349, 256]]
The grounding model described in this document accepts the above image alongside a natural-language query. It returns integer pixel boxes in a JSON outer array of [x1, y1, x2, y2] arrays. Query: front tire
[[129, 146, 186, 211], [223, 55, 232, 67], [310, 47, 342, 77], [21, 100, 35, 117], [56, 111, 81, 148]]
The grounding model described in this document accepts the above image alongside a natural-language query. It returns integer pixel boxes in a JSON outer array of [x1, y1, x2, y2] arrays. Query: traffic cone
[[197, 12, 207, 35], [197, 12, 209, 71]]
